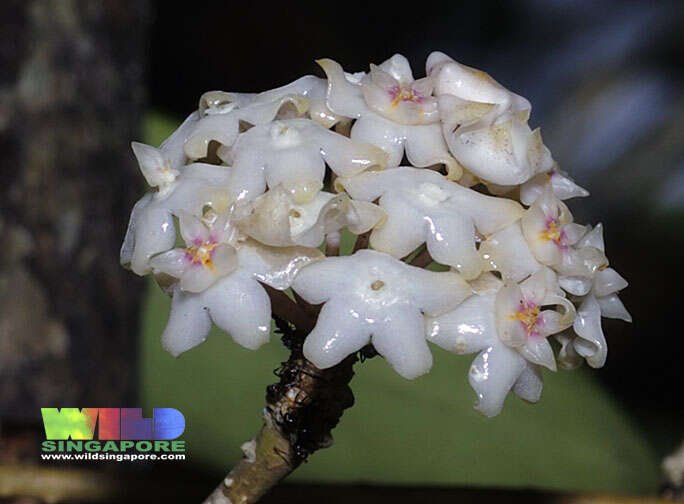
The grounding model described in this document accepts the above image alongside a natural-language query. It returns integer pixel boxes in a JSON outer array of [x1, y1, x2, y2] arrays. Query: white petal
[[129, 202, 176, 276], [121, 193, 153, 270], [558, 275, 592, 296], [573, 295, 608, 368], [317, 128, 387, 177], [131, 142, 177, 188], [520, 171, 589, 206], [238, 187, 295, 247], [596, 293, 632, 322], [468, 342, 527, 417], [378, 53, 414, 83], [161, 287, 212, 357], [291, 255, 353, 304], [428, 52, 530, 110], [180, 265, 218, 293], [371, 307, 433, 380], [370, 192, 426, 258], [426, 293, 497, 354], [350, 114, 406, 167], [576, 223, 605, 252], [177, 211, 210, 246], [495, 282, 528, 347], [404, 124, 462, 178], [238, 240, 324, 291], [405, 266, 472, 316], [205, 274, 271, 350], [479, 221, 541, 282], [158, 111, 199, 170], [317, 58, 368, 118], [303, 300, 370, 369], [593, 267, 628, 297], [511, 363, 543, 403], [149, 248, 189, 279], [555, 331, 583, 370], [425, 212, 482, 279], [558, 246, 608, 278], [520, 336, 557, 371]]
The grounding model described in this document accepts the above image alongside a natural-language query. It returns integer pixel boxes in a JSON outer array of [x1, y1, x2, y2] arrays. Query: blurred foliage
[[138, 112, 660, 494]]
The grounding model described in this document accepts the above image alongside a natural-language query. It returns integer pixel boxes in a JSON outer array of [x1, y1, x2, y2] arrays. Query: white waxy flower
[[219, 118, 387, 204], [149, 211, 240, 293], [557, 224, 631, 368], [184, 89, 310, 161], [519, 169, 589, 206], [120, 162, 233, 276], [426, 52, 553, 186], [237, 187, 385, 248], [338, 167, 523, 279], [317, 55, 461, 177], [479, 220, 542, 283], [521, 187, 606, 277], [159, 238, 323, 357], [426, 267, 574, 416], [426, 51, 530, 112], [292, 249, 471, 379], [439, 97, 553, 186]]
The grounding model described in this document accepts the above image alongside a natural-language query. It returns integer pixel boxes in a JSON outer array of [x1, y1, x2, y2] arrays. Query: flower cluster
[[122, 52, 630, 417]]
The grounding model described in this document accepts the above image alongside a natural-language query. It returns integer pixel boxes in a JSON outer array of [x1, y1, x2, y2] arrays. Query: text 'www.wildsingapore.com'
[[40, 408, 187, 462]]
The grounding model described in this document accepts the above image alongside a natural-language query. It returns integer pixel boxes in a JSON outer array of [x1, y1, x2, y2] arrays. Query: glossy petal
[[511, 363, 543, 403], [161, 287, 212, 357], [426, 293, 496, 355], [350, 113, 405, 167], [593, 267, 629, 297], [427, 51, 530, 110], [596, 293, 632, 322], [520, 336, 557, 371], [303, 300, 371, 369], [204, 273, 271, 350], [317, 58, 368, 118], [372, 307, 434, 379], [468, 342, 528, 417], [480, 221, 541, 282], [520, 171, 589, 206], [573, 295, 607, 368]]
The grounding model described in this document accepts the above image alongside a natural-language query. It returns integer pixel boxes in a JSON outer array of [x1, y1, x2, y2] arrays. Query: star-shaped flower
[[338, 167, 523, 279], [555, 224, 631, 368], [292, 249, 471, 379], [317, 55, 461, 177], [120, 159, 234, 276], [521, 187, 606, 277], [152, 213, 323, 356], [184, 82, 312, 161], [237, 187, 385, 248], [426, 267, 575, 416], [219, 118, 386, 204], [427, 52, 554, 186]]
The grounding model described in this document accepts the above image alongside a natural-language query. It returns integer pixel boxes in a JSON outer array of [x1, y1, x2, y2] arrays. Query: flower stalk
[[203, 292, 368, 504]]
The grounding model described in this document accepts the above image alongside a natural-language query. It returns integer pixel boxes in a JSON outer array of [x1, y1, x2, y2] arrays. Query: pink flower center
[[509, 300, 541, 338], [388, 85, 424, 108], [185, 237, 219, 272], [539, 217, 567, 249]]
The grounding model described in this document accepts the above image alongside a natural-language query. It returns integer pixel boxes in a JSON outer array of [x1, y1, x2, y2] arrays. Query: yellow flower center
[[185, 242, 219, 272], [539, 219, 562, 244], [508, 303, 541, 335]]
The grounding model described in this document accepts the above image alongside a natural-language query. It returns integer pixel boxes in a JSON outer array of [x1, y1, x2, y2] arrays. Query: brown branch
[[263, 285, 314, 334], [410, 246, 434, 268], [202, 344, 358, 504], [352, 230, 371, 253]]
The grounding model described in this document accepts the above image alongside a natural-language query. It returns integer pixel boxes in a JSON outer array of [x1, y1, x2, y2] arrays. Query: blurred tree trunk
[[0, 0, 149, 423]]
